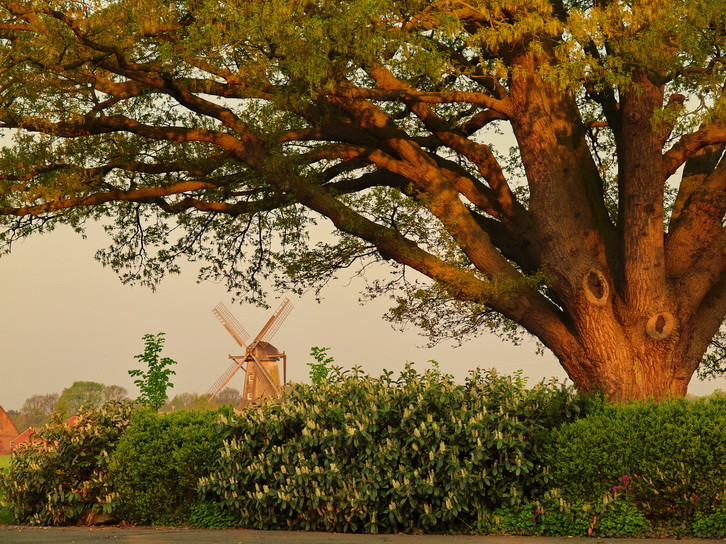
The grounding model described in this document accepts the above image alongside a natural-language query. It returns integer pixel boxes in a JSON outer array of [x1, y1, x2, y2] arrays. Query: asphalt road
[[0, 527, 717, 544]]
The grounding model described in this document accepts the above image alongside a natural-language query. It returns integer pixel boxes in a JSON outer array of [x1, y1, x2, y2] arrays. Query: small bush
[[595, 498, 650, 537], [108, 408, 231, 525], [0, 401, 132, 525], [199, 366, 595, 533], [189, 502, 239, 528], [479, 494, 649, 537], [692, 504, 726, 538], [0, 508, 13, 525], [543, 394, 726, 528]]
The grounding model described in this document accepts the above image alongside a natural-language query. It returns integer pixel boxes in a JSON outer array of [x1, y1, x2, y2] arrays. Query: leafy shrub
[[189, 501, 239, 528], [199, 366, 595, 533], [108, 408, 231, 525], [0, 466, 13, 525], [595, 497, 650, 537], [692, 504, 726, 538], [543, 394, 726, 527], [0, 507, 12, 525], [478, 494, 648, 537], [0, 401, 132, 525]]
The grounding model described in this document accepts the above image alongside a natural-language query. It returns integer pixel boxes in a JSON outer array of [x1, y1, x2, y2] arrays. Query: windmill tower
[[208, 298, 292, 408]]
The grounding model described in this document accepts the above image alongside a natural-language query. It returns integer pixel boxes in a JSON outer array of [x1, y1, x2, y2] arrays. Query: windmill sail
[[212, 303, 250, 348], [206, 358, 245, 399], [254, 298, 293, 345]]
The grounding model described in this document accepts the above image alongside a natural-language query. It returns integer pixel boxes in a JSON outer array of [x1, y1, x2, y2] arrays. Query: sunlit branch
[[663, 121, 726, 177], [328, 86, 513, 116], [0, 180, 217, 216]]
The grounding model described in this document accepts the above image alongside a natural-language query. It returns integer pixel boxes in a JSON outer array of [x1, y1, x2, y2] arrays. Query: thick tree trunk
[[503, 56, 722, 402], [558, 329, 693, 402]]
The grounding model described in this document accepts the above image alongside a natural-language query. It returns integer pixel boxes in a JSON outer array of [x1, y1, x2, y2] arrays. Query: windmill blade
[[206, 358, 245, 399], [213, 302, 251, 348], [253, 298, 293, 345]]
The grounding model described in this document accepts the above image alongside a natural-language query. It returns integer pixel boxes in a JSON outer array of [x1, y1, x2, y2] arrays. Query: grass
[[0, 455, 14, 524]]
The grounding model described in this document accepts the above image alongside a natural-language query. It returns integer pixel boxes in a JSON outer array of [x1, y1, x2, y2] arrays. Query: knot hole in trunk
[[583, 268, 609, 306], [646, 312, 675, 340]]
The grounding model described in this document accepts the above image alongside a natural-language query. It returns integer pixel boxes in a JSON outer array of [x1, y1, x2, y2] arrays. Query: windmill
[[208, 298, 293, 408]]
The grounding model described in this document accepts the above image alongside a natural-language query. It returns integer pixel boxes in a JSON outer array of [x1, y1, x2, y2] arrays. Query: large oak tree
[[0, 0, 723, 400]]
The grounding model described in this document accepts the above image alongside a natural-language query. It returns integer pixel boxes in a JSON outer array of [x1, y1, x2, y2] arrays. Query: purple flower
[[621, 475, 630, 485], [693, 494, 699, 500], [612, 485, 619, 494]]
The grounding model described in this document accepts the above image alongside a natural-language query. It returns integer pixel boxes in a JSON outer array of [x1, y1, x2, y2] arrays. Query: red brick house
[[0, 405, 20, 455], [9, 414, 83, 452], [9, 427, 38, 451]]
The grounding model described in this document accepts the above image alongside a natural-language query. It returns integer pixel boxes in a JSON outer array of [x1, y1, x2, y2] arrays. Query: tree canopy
[[0, 0, 723, 400], [54, 380, 104, 418]]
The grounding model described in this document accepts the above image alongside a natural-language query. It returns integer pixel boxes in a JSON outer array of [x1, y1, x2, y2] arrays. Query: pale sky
[[1, 224, 724, 411]]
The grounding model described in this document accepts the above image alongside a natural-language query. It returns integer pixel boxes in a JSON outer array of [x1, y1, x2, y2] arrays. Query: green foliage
[[162, 392, 217, 412], [698, 328, 725, 380], [692, 504, 726, 538], [0, 401, 133, 526], [0, 507, 12, 525], [108, 408, 231, 525], [54, 382, 106, 419], [307, 346, 336, 385], [188, 502, 239, 529], [17, 393, 59, 429], [129, 333, 178, 411], [53, 383, 128, 420], [0, 457, 12, 524], [543, 394, 726, 527], [199, 366, 593, 533], [595, 498, 651, 538], [478, 494, 648, 537]]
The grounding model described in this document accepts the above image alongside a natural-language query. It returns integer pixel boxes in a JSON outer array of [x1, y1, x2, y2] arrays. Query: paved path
[[0, 527, 715, 544]]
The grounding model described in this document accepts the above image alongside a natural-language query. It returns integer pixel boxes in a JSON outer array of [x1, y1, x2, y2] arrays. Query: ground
[[0, 527, 717, 544]]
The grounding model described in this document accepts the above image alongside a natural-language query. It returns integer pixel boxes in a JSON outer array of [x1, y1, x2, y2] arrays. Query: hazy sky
[[1, 224, 724, 411]]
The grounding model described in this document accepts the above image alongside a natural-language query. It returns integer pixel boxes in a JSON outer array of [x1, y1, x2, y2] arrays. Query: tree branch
[[663, 121, 726, 178], [327, 86, 513, 116]]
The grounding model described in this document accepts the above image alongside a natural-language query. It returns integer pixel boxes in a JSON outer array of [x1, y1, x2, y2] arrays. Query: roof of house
[[10, 427, 37, 448]]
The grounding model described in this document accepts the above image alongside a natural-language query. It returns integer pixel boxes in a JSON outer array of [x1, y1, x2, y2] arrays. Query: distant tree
[[54, 382, 106, 419], [19, 393, 59, 428], [212, 387, 242, 408], [103, 385, 129, 402], [162, 392, 214, 412], [129, 333, 178, 411], [5, 409, 26, 432]]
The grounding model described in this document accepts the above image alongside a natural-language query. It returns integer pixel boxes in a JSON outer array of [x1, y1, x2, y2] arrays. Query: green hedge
[[0, 401, 132, 525], [108, 408, 231, 525], [198, 366, 594, 533], [543, 394, 726, 531], [3, 369, 722, 536], [478, 495, 649, 537], [0, 458, 13, 525]]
